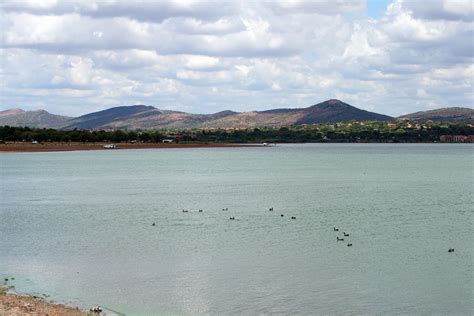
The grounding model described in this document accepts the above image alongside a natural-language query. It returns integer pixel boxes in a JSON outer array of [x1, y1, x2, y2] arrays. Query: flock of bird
[[151, 208, 456, 253], [150, 206, 300, 226], [333, 226, 352, 247]]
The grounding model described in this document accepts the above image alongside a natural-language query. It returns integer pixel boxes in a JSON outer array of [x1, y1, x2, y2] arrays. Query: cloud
[[400, 0, 474, 22], [0, 0, 472, 117], [262, 0, 366, 15], [1, 0, 238, 22]]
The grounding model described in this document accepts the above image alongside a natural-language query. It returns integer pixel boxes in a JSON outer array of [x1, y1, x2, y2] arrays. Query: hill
[[62, 99, 392, 130], [0, 109, 71, 128], [399, 107, 473, 123], [195, 99, 393, 128], [9, 100, 474, 130], [63, 106, 239, 130]]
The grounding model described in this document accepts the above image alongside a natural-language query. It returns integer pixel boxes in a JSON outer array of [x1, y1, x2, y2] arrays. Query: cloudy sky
[[0, 0, 472, 117]]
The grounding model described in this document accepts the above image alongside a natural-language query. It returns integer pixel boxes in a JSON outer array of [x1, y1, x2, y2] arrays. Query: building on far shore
[[440, 135, 474, 143]]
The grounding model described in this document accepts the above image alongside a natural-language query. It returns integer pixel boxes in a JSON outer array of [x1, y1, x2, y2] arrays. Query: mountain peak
[[298, 100, 393, 124], [0, 108, 25, 117]]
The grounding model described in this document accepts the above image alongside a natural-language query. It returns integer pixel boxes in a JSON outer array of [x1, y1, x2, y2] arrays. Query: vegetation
[[0, 120, 472, 144]]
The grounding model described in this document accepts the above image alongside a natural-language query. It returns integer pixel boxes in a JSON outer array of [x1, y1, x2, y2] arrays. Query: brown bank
[[0, 142, 254, 153], [0, 287, 87, 316]]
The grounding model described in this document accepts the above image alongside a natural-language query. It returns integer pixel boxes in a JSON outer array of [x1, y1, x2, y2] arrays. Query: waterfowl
[[269, 207, 273, 211], [333, 227, 339, 231], [199, 209, 203, 212], [152, 222, 155, 226], [291, 216, 296, 219], [347, 243, 352, 247], [182, 209, 188, 213], [343, 232, 349, 236], [281, 214, 284, 217], [337, 237, 344, 241], [90, 306, 102, 313], [229, 217, 235, 220], [448, 248, 455, 253]]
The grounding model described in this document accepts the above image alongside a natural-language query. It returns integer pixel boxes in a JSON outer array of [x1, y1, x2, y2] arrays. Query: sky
[[0, 0, 472, 117]]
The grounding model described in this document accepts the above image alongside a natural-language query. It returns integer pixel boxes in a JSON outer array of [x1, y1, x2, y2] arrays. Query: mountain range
[[1, 100, 472, 130]]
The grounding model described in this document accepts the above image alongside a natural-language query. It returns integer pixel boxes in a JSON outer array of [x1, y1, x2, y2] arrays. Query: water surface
[[1, 144, 472, 315]]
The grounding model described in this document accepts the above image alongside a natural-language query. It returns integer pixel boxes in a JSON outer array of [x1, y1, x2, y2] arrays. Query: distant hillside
[[399, 107, 474, 123], [4, 100, 470, 130], [64, 105, 157, 129], [61, 99, 392, 130], [296, 99, 393, 124], [0, 109, 71, 128], [64, 106, 239, 130]]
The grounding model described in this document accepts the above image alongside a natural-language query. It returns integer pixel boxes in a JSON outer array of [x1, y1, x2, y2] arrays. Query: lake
[[1, 144, 472, 315]]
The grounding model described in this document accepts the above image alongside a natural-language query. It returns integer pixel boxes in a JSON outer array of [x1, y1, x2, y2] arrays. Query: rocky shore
[[0, 287, 87, 315]]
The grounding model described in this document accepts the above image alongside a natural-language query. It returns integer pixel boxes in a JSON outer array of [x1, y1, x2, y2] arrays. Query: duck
[[182, 209, 188, 213], [347, 243, 352, 247], [229, 216, 235, 220], [343, 232, 349, 237], [337, 236, 344, 241], [90, 306, 102, 313], [281, 214, 284, 217], [269, 207, 273, 211], [152, 222, 155, 226], [199, 209, 203, 212], [448, 248, 455, 253], [291, 216, 296, 219], [333, 227, 339, 231]]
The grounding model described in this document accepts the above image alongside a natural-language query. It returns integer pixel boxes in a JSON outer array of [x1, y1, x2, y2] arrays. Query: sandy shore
[[0, 142, 256, 153], [0, 287, 87, 315]]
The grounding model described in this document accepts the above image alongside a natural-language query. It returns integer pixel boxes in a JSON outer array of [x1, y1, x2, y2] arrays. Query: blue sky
[[367, 0, 392, 17], [0, 0, 472, 117]]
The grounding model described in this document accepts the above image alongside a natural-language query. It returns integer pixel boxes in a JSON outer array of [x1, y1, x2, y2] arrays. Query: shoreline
[[0, 141, 470, 153], [0, 287, 87, 315], [0, 142, 257, 153]]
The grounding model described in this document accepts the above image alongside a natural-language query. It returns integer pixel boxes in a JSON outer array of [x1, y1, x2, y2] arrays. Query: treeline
[[0, 123, 472, 144], [0, 126, 166, 143]]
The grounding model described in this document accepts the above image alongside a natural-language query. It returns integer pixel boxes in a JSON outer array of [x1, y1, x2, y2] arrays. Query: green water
[[1, 144, 472, 315]]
